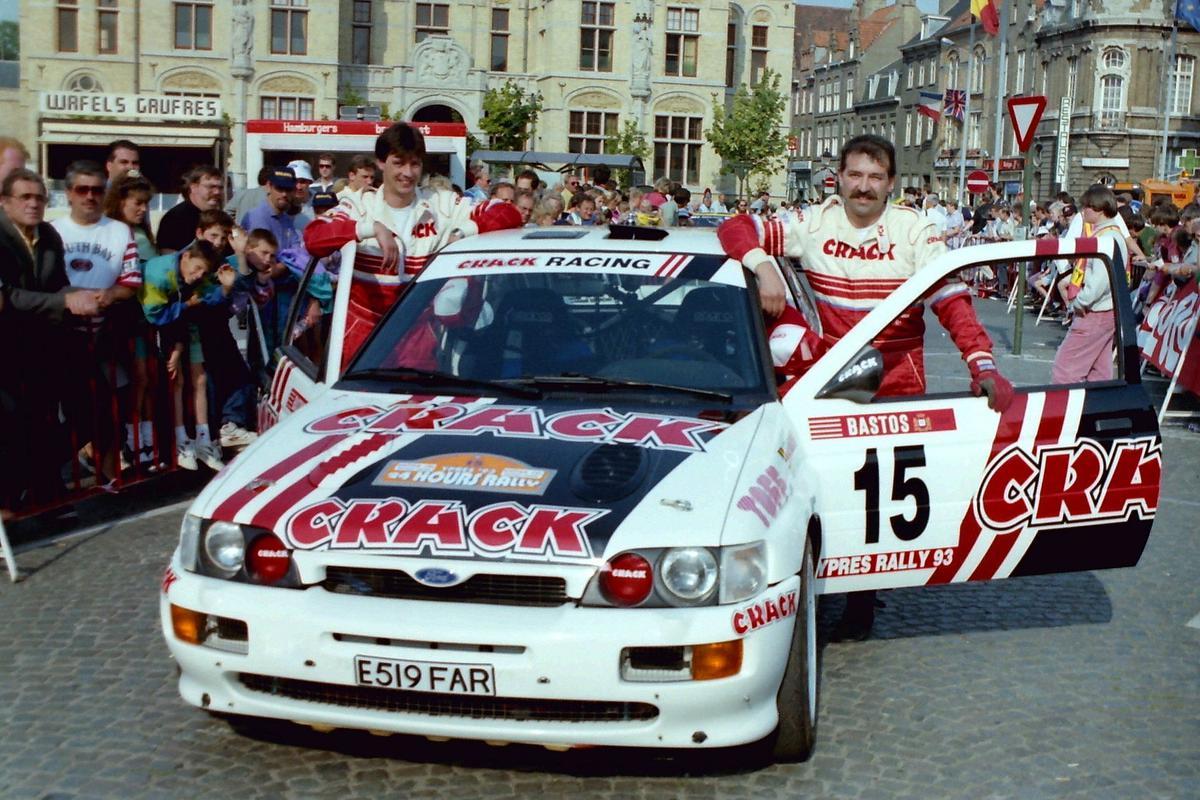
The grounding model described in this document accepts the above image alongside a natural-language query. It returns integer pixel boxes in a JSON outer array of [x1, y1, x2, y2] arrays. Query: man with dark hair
[[157, 165, 224, 252], [305, 122, 522, 360], [515, 169, 540, 193], [105, 139, 140, 183], [717, 133, 1013, 640]]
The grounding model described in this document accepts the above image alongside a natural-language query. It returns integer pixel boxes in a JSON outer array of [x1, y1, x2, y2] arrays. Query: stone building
[[16, 0, 795, 197]]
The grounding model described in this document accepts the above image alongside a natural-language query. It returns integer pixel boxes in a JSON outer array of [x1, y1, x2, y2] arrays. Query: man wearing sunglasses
[[52, 160, 143, 490], [311, 152, 337, 195]]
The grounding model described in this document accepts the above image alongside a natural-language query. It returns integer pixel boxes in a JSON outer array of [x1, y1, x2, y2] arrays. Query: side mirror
[[816, 345, 883, 403]]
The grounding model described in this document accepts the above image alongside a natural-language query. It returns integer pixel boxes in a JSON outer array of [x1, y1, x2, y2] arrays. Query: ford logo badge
[[413, 567, 460, 587]]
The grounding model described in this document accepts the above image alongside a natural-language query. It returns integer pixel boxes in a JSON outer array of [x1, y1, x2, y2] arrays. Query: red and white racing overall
[[721, 195, 997, 398]]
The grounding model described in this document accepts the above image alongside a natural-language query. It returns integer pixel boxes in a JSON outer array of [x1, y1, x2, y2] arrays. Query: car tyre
[[764, 536, 818, 762]]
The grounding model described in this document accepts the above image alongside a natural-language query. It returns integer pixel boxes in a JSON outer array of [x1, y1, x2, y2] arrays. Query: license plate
[[353, 655, 496, 696]]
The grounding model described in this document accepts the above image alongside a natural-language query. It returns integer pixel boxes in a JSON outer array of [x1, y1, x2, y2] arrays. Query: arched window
[[1095, 46, 1129, 130], [1102, 47, 1126, 70], [947, 52, 960, 89], [972, 46, 986, 93], [67, 73, 102, 92]]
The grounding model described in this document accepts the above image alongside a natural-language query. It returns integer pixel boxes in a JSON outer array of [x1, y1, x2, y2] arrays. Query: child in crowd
[[635, 196, 661, 227], [139, 240, 234, 470], [568, 194, 598, 226], [240, 228, 332, 358], [103, 173, 160, 467]]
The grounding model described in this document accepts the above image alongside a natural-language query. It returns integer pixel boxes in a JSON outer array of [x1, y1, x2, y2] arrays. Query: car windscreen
[[343, 254, 772, 400]]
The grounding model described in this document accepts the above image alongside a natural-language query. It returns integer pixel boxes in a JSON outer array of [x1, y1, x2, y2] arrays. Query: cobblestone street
[[2, 299, 1199, 800]]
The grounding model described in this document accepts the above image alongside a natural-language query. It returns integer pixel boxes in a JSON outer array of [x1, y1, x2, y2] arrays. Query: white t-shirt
[[52, 216, 141, 291]]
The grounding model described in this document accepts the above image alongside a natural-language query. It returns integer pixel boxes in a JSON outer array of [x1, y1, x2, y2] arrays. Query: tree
[[705, 68, 789, 200], [479, 80, 543, 151], [603, 120, 651, 190]]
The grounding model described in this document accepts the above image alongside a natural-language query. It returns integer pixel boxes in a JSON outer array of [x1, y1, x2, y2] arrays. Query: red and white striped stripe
[[654, 254, 693, 279]]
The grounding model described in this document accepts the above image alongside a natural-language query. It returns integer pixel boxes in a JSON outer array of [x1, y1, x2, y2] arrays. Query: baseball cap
[[267, 167, 296, 190], [286, 160, 314, 182], [311, 190, 338, 211]]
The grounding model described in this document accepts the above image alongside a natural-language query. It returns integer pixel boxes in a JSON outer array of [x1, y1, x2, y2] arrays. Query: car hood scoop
[[569, 443, 651, 503]]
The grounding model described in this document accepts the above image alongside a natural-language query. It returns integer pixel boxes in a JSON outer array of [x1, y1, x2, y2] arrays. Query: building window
[[415, 2, 449, 43], [906, 64, 913, 89], [1012, 50, 1024, 93], [1098, 75, 1125, 129], [946, 117, 958, 149], [904, 112, 912, 146], [352, 1, 371, 64], [1067, 56, 1078, 99], [654, 114, 703, 184], [580, 1, 614, 72], [846, 76, 854, 109], [972, 46, 986, 93], [1169, 55, 1194, 115], [725, 20, 737, 87], [98, 0, 118, 54], [750, 25, 768, 84], [969, 110, 982, 149], [665, 7, 699, 78], [947, 53, 960, 89], [569, 110, 618, 154], [491, 7, 509, 72], [261, 95, 315, 120], [57, 0, 78, 52], [271, 0, 308, 55], [917, 62, 925, 86], [174, 2, 213, 50], [1102, 47, 1126, 70], [67, 73, 102, 92]]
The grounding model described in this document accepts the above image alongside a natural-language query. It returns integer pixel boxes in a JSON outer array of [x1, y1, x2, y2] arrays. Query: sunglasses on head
[[71, 185, 105, 197]]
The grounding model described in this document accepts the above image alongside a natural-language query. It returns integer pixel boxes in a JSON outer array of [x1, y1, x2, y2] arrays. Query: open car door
[[257, 241, 356, 431], [782, 236, 1162, 595]]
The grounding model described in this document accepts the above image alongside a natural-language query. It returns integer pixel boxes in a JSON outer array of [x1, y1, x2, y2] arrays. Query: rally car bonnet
[[197, 393, 759, 564]]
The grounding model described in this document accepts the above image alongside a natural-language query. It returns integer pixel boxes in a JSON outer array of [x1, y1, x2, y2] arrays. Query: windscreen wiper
[[520, 373, 732, 403], [339, 367, 542, 399]]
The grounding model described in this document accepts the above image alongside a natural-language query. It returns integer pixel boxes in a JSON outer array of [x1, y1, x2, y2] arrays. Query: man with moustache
[[717, 134, 1014, 641]]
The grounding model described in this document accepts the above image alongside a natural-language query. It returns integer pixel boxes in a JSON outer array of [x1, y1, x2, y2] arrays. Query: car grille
[[238, 674, 659, 723], [322, 567, 570, 607]]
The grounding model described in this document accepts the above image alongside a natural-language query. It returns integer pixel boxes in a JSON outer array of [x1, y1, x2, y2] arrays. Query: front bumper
[[160, 552, 799, 750]]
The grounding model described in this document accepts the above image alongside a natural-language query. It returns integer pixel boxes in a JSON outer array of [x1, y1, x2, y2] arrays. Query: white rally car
[[161, 226, 1161, 761]]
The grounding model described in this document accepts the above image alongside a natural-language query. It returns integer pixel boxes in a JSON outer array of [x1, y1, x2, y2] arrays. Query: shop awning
[[40, 121, 221, 148]]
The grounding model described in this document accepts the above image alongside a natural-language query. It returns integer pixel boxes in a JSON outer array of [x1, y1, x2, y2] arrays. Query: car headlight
[[657, 547, 719, 605], [179, 514, 202, 572], [719, 540, 767, 604], [203, 521, 246, 576]]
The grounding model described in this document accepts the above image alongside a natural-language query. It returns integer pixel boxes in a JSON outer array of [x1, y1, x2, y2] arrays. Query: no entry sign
[[966, 170, 990, 194], [824, 174, 836, 190]]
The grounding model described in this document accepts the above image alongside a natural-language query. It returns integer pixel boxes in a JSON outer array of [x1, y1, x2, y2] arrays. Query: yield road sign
[[1007, 95, 1047, 153], [966, 170, 990, 194]]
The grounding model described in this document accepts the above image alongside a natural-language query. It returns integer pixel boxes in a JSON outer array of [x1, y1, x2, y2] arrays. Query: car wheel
[[766, 536, 818, 762]]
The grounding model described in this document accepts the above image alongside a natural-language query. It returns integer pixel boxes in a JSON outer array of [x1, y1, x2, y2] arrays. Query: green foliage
[[604, 120, 652, 190], [340, 86, 365, 107], [479, 80, 543, 151], [466, 132, 484, 160], [705, 69, 788, 199], [379, 101, 391, 120], [0, 21, 16, 61]]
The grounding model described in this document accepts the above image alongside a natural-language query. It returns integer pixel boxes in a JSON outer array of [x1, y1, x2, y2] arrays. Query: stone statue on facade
[[232, 0, 254, 69], [631, 3, 653, 97]]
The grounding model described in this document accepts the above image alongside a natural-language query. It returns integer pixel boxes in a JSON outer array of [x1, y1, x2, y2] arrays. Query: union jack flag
[[944, 90, 966, 123]]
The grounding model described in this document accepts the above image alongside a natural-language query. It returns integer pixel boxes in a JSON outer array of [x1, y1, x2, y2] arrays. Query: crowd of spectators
[[6, 129, 1199, 519]]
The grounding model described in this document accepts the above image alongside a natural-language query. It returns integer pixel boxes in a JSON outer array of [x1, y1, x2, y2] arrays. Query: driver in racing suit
[[718, 134, 1015, 640], [303, 123, 522, 366]]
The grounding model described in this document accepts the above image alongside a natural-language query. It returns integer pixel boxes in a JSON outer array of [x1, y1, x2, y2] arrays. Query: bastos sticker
[[375, 453, 556, 495], [304, 402, 725, 453], [808, 409, 956, 440], [284, 497, 606, 560]]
